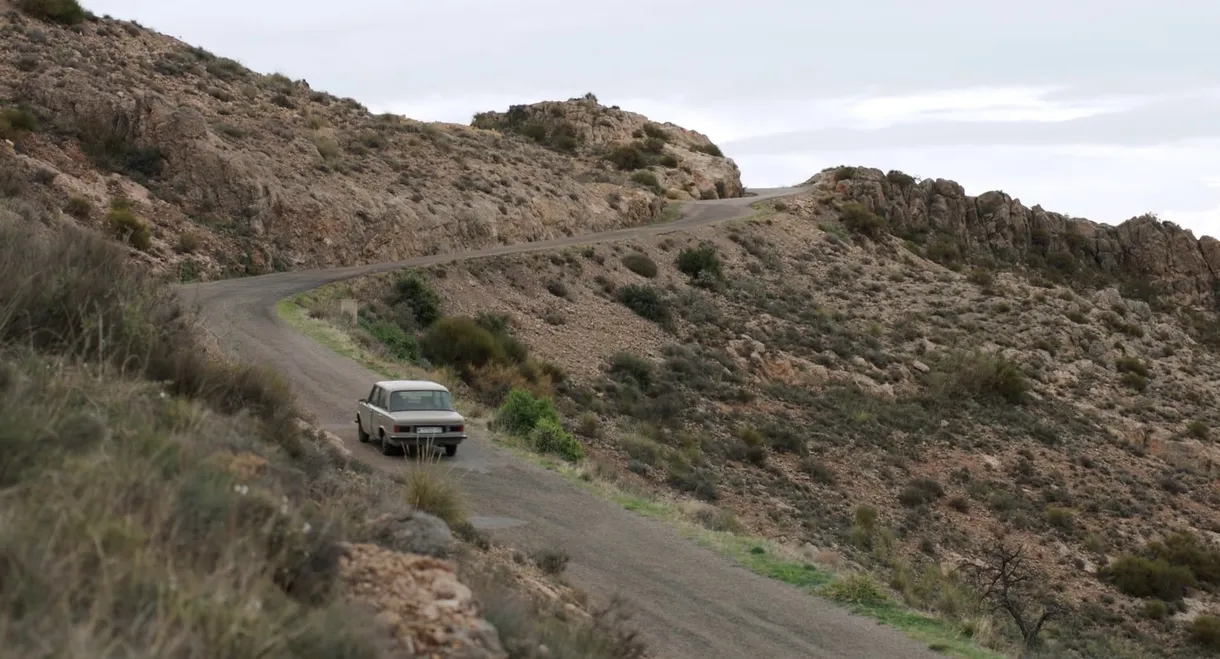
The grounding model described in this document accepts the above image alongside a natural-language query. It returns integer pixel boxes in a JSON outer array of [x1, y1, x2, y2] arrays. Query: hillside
[[0, 6, 738, 282], [296, 167, 1220, 658]]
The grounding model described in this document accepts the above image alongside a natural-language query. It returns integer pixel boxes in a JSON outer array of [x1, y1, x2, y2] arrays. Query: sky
[[89, 0, 1220, 239]]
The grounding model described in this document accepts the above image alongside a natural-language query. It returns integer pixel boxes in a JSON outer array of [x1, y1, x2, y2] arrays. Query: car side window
[[371, 387, 384, 409], [366, 385, 377, 403]]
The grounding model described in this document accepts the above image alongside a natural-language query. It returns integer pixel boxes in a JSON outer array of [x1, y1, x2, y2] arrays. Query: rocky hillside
[[0, 7, 740, 282], [813, 167, 1220, 309], [307, 169, 1220, 658], [473, 94, 743, 202]]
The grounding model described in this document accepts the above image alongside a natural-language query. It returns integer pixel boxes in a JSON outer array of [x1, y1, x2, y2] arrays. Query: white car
[[356, 379, 467, 456]]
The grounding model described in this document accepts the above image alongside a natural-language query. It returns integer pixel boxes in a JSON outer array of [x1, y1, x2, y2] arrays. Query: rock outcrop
[[805, 167, 1220, 308], [473, 94, 744, 201]]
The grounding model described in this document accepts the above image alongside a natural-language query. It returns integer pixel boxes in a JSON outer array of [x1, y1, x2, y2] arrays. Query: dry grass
[[0, 204, 649, 657]]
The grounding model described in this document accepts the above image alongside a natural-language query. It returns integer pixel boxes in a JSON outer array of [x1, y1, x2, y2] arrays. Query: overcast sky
[[89, 0, 1220, 239]]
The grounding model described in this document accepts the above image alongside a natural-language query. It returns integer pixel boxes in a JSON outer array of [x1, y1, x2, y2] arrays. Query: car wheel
[[444, 444, 458, 457], [379, 433, 396, 456], [357, 418, 370, 443]]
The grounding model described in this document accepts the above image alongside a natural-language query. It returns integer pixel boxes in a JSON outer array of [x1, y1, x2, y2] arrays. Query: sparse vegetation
[[621, 252, 658, 278], [615, 284, 671, 326], [105, 200, 152, 251], [15, 0, 86, 25]]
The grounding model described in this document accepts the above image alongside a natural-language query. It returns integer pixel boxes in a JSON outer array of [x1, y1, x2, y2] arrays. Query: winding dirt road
[[180, 188, 942, 659]]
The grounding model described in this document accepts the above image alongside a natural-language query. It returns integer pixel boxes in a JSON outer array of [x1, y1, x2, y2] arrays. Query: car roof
[[375, 379, 451, 393]]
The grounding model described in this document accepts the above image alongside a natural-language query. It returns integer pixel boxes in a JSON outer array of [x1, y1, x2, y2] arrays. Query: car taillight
[[452, 425, 464, 432], [394, 425, 408, 433]]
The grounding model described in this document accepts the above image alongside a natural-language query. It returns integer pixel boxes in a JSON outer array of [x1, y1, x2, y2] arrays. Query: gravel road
[[179, 187, 944, 659]]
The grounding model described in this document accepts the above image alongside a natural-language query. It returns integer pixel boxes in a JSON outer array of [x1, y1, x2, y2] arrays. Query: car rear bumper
[[386, 433, 466, 448]]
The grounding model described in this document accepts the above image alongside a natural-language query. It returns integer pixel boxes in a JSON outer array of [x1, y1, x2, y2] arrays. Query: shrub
[[801, 458, 836, 485], [530, 418, 584, 462], [390, 271, 442, 327], [63, 196, 92, 218], [1190, 615, 1220, 650], [607, 145, 646, 171], [930, 350, 1029, 405], [1045, 506, 1075, 532], [642, 123, 668, 140], [403, 464, 467, 527], [840, 202, 887, 240], [419, 316, 505, 376], [615, 284, 671, 325], [1188, 420, 1210, 440], [0, 108, 39, 141], [898, 477, 944, 507], [15, 0, 86, 25], [546, 280, 568, 298], [358, 317, 420, 362], [675, 243, 722, 280], [621, 252, 658, 278], [106, 206, 152, 251], [1100, 554, 1196, 601], [495, 388, 561, 437], [630, 170, 660, 191], [608, 351, 654, 389], [1115, 356, 1149, 378], [692, 143, 723, 157], [824, 573, 887, 605], [885, 170, 916, 187], [531, 548, 571, 575]]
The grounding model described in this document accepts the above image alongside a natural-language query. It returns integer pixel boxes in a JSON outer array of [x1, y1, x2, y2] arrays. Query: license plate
[[417, 427, 442, 434]]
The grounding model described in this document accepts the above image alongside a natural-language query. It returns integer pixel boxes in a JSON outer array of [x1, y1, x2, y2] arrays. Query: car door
[[361, 385, 380, 434], [373, 386, 390, 433]]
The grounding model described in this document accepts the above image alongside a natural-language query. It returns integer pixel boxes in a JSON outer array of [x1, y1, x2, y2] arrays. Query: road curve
[[180, 187, 942, 659]]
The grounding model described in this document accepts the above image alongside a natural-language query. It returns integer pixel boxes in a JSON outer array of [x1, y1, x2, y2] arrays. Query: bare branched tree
[[966, 536, 1063, 658]]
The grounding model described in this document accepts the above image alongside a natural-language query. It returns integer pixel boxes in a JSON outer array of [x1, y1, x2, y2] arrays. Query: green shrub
[[607, 145, 646, 171], [1190, 614, 1220, 650], [1101, 554, 1196, 601], [885, 170, 916, 187], [621, 252, 658, 278], [15, 0, 86, 25], [529, 418, 584, 462], [1115, 356, 1149, 378], [692, 143, 723, 158], [495, 388, 561, 437], [419, 316, 505, 375], [1188, 420, 1210, 440], [833, 166, 858, 182], [897, 478, 944, 507], [642, 123, 668, 140], [824, 573, 887, 605], [658, 154, 679, 168], [675, 243, 722, 280], [1142, 599, 1168, 620], [106, 206, 152, 251], [0, 108, 39, 141], [840, 202, 887, 240], [358, 317, 419, 362], [608, 351, 654, 390], [63, 196, 92, 219], [615, 284, 670, 325], [630, 170, 660, 190], [390, 271, 442, 327], [1148, 531, 1220, 586], [931, 350, 1029, 405], [1121, 372, 1149, 392]]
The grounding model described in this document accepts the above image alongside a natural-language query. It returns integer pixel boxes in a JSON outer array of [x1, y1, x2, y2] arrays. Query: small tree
[[965, 537, 1062, 658]]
